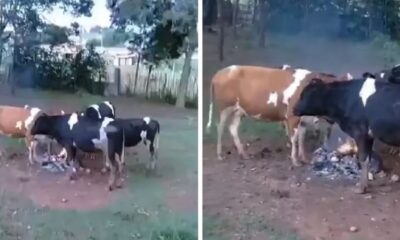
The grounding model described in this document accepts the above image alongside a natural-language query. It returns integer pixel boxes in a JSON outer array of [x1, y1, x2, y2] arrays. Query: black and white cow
[[84, 101, 116, 120], [115, 117, 160, 172], [293, 76, 400, 194], [30, 112, 125, 191], [362, 64, 400, 83]]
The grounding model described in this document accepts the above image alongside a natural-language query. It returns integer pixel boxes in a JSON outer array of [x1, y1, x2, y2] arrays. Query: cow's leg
[[354, 136, 373, 194], [25, 137, 37, 165], [229, 110, 248, 159], [106, 144, 123, 191], [147, 132, 159, 174], [66, 146, 79, 180], [283, 121, 291, 148], [217, 106, 235, 160], [287, 118, 301, 166], [298, 121, 307, 163]]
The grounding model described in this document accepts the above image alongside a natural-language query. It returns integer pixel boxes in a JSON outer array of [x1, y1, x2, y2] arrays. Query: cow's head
[[293, 78, 327, 117]]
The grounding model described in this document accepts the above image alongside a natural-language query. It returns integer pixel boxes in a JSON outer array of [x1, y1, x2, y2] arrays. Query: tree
[[0, 0, 94, 94], [42, 24, 70, 48], [108, 0, 197, 108]]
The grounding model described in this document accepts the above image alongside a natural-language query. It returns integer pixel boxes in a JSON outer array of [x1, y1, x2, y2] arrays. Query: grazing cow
[[293, 76, 400, 194], [30, 113, 125, 191], [0, 106, 45, 163], [206, 65, 351, 165]]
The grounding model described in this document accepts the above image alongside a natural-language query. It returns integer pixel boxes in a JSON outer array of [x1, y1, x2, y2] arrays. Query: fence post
[[114, 67, 121, 96]]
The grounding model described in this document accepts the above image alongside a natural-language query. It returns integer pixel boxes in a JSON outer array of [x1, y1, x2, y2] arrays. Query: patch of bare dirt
[[204, 137, 400, 240], [203, 30, 400, 240], [0, 90, 196, 211]]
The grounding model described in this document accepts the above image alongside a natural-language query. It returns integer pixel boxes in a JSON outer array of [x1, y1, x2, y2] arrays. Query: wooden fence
[[104, 53, 198, 101]]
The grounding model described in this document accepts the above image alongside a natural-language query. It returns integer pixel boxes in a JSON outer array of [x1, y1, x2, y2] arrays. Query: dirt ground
[[203, 30, 400, 240], [0, 86, 197, 240]]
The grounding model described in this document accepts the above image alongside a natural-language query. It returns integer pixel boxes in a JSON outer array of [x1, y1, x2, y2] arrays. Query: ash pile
[[309, 125, 382, 180]]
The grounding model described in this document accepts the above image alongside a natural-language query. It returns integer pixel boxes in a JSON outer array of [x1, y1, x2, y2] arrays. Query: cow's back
[[0, 106, 31, 137], [212, 66, 294, 120]]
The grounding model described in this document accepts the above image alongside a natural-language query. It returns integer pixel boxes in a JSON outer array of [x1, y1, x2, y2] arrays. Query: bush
[[16, 43, 106, 94]]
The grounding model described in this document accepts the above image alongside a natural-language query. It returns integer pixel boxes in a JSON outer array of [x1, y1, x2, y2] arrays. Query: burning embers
[[310, 125, 382, 180], [311, 147, 381, 180]]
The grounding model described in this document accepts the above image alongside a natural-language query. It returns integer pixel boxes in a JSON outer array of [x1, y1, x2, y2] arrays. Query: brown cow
[[206, 65, 351, 166], [0, 106, 45, 163]]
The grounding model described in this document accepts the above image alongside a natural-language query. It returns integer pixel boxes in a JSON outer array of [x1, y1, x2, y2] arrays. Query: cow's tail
[[205, 82, 214, 134], [120, 127, 125, 167]]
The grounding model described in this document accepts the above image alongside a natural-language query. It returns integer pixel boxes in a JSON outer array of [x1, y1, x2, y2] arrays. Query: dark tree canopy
[[108, 0, 196, 65]]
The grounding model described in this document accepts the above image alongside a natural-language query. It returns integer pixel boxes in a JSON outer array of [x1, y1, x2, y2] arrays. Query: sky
[[43, 0, 111, 31]]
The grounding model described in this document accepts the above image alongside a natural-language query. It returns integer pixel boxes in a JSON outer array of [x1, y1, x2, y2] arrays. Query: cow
[[84, 101, 116, 120], [88, 116, 160, 174], [205, 65, 351, 166], [24, 105, 66, 158], [114, 117, 160, 172], [30, 113, 125, 191], [293, 75, 400, 194], [0, 106, 45, 164]]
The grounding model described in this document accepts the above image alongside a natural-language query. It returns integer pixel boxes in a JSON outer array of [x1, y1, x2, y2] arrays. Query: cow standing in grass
[[206, 65, 351, 166]]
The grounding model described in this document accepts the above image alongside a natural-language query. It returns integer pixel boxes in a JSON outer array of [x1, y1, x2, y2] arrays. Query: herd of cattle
[[0, 101, 160, 191], [207, 64, 400, 194]]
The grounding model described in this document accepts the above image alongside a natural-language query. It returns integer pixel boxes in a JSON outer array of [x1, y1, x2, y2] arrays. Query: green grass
[[204, 215, 300, 240], [0, 115, 197, 240]]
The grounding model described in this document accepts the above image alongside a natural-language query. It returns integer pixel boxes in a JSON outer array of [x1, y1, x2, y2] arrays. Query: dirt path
[[204, 138, 400, 240], [203, 31, 400, 240], [0, 89, 197, 213]]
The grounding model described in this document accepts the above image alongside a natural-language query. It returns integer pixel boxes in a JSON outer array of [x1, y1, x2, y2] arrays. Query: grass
[[204, 215, 301, 240], [0, 93, 197, 240]]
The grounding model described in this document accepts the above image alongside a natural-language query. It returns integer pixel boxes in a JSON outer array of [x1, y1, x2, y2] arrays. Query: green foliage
[[102, 28, 129, 47], [108, 0, 197, 65], [41, 24, 70, 47], [86, 38, 101, 47], [263, 0, 400, 40], [17, 43, 106, 94]]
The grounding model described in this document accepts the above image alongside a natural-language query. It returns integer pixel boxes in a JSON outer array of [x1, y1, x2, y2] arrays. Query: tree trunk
[[252, 0, 258, 24], [145, 65, 153, 99], [233, 0, 239, 38], [258, 0, 267, 48], [175, 47, 194, 108], [133, 53, 141, 94], [11, 44, 18, 96], [217, 0, 225, 62]]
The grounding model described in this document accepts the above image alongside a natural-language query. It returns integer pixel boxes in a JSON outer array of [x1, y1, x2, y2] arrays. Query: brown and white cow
[[0, 106, 46, 163], [206, 65, 351, 166]]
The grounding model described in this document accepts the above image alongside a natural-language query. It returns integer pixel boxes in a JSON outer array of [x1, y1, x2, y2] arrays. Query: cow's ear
[[362, 72, 375, 79], [310, 78, 323, 85]]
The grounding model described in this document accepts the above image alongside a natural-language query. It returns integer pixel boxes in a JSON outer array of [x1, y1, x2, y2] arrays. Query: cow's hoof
[[69, 173, 77, 181], [353, 186, 367, 194], [85, 168, 91, 174], [292, 160, 303, 167], [240, 153, 250, 160], [107, 185, 114, 191], [115, 182, 123, 189], [217, 155, 224, 161]]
